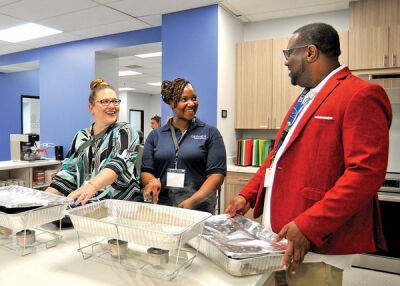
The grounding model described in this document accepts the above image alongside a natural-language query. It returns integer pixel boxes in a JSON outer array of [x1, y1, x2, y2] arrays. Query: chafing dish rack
[[190, 214, 286, 276], [68, 200, 212, 280], [0, 185, 70, 255]]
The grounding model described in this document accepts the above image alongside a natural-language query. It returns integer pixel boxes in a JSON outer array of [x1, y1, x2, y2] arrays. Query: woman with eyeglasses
[[45, 78, 141, 205]]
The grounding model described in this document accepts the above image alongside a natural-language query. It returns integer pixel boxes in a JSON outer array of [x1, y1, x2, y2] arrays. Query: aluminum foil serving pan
[[68, 200, 212, 250], [0, 186, 71, 230], [193, 214, 286, 276]]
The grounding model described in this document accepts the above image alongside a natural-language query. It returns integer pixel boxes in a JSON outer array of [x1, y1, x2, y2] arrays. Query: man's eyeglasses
[[282, 45, 309, 60], [95, 99, 121, 106]]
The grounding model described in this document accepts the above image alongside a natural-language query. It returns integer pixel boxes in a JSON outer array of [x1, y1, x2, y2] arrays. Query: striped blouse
[[50, 122, 141, 200]]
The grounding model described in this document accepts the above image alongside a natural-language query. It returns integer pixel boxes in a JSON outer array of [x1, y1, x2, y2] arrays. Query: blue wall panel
[[0, 27, 161, 160], [0, 70, 39, 160], [162, 5, 218, 126]]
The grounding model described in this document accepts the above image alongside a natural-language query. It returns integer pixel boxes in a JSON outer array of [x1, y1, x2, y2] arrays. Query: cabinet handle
[[384, 54, 388, 67], [239, 178, 249, 182], [393, 53, 397, 67]]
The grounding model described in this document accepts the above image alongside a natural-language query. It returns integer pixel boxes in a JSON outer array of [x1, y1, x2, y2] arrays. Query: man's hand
[[275, 221, 310, 274], [224, 195, 250, 218], [143, 179, 161, 204]]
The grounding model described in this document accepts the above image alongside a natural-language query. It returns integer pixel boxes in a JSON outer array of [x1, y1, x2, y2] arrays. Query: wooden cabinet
[[349, 0, 400, 70], [235, 39, 273, 129], [236, 31, 349, 129], [389, 25, 400, 67], [224, 171, 262, 223], [272, 37, 303, 129]]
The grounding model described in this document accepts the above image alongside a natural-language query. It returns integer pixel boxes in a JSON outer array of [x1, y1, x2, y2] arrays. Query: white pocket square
[[314, 116, 333, 120]]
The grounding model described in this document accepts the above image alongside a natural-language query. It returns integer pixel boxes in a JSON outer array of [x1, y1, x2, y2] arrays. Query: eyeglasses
[[282, 45, 309, 60], [95, 99, 121, 106]]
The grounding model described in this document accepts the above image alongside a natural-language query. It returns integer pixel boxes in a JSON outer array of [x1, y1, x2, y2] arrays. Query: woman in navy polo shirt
[[141, 78, 226, 213]]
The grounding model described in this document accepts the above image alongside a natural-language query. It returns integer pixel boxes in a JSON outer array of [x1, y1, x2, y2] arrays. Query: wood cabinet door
[[349, 26, 389, 70], [389, 24, 400, 67], [224, 172, 262, 223], [236, 39, 273, 129], [338, 30, 349, 67], [272, 37, 302, 129]]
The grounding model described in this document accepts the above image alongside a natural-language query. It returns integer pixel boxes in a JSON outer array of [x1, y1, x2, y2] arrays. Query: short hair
[[151, 115, 161, 124], [89, 78, 116, 105], [161, 78, 190, 108], [293, 23, 341, 58]]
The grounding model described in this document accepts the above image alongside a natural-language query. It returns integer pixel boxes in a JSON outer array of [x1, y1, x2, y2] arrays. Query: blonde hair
[[89, 78, 116, 105]]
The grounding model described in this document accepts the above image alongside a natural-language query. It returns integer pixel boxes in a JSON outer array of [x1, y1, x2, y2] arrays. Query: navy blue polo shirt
[[141, 117, 226, 204]]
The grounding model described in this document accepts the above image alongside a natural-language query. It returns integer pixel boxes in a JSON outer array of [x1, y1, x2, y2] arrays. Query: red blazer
[[240, 68, 392, 255]]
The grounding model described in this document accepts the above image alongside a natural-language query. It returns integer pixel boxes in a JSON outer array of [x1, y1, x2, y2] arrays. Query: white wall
[[95, 52, 119, 90], [120, 91, 162, 138], [217, 6, 244, 158], [244, 9, 349, 42]]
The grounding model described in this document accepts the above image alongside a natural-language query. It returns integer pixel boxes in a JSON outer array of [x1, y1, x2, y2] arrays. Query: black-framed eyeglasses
[[95, 99, 121, 106], [282, 45, 309, 60]]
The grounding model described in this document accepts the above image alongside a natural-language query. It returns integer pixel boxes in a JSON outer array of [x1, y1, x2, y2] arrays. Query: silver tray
[[68, 200, 212, 250], [0, 185, 70, 208], [197, 237, 284, 276], [0, 187, 70, 230], [191, 214, 285, 276]]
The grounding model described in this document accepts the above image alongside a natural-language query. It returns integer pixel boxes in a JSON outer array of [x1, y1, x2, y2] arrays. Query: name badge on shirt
[[264, 168, 273, 188], [167, 168, 185, 188]]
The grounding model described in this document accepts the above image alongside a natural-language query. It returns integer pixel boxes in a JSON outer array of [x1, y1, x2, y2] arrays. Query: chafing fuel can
[[147, 247, 169, 266], [108, 239, 128, 257], [15, 229, 35, 246], [0, 226, 12, 237]]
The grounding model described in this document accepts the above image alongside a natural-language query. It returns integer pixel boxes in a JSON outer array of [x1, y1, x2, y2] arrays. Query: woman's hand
[[67, 183, 97, 205], [178, 197, 196, 209], [144, 179, 161, 204]]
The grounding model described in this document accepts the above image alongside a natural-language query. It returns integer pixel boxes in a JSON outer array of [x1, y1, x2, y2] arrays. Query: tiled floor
[[343, 267, 400, 286]]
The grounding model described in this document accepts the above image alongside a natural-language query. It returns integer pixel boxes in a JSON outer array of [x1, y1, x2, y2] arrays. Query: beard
[[290, 59, 306, 86]]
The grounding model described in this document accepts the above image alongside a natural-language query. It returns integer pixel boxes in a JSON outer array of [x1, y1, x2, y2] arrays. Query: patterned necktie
[[276, 88, 310, 152]]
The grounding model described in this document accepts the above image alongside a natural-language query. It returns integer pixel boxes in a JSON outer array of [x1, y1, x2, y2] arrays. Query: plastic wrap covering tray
[[193, 214, 286, 276], [0, 186, 71, 230], [68, 200, 212, 250]]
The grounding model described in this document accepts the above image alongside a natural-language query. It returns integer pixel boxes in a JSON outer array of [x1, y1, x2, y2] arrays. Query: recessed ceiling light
[[119, 70, 142, 76], [0, 23, 62, 43], [147, 82, 161, 86], [119, 87, 136, 91], [135, 52, 162, 58]]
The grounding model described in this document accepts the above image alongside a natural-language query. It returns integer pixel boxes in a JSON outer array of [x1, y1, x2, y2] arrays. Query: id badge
[[167, 168, 185, 188], [264, 168, 273, 188]]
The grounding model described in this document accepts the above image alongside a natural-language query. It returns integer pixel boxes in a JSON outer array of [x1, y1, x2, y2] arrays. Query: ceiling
[[99, 42, 162, 94], [0, 0, 350, 94]]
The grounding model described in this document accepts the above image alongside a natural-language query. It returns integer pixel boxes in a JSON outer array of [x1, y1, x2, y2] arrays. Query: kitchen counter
[[0, 159, 61, 171], [227, 163, 259, 174], [0, 224, 273, 286]]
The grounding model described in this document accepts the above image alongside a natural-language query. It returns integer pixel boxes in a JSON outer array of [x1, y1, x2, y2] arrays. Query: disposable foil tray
[[193, 214, 286, 276], [68, 200, 212, 250], [0, 185, 70, 208], [0, 186, 71, 230]]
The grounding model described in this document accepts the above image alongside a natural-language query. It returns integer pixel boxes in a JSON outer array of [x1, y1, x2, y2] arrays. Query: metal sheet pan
[[68, 200, 211, 250]]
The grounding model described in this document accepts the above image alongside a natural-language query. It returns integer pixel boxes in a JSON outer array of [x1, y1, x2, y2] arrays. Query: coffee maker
[[10, 134, 40, 161]]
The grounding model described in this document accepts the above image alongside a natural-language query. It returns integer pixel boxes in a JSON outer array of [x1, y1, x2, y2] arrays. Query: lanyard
[[170, 123, 187, 169], [271, 88, 310, 163], [88, 122, 115, 173]]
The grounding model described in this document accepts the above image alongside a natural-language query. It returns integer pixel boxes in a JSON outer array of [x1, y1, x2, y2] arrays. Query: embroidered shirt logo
[[191, 135, 207, 140]]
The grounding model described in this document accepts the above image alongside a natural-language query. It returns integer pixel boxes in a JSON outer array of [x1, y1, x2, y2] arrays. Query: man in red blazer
[[226, 23, 392, 285]]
